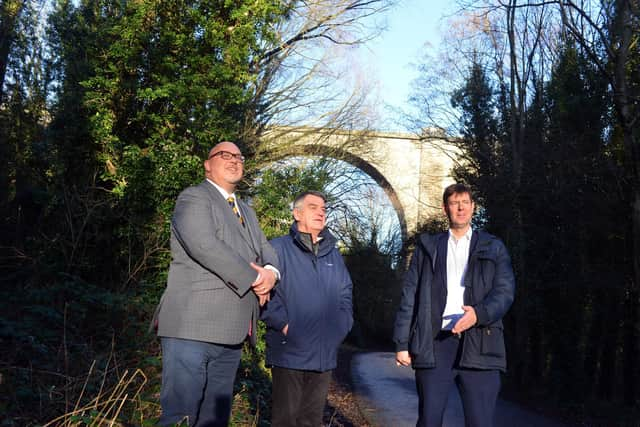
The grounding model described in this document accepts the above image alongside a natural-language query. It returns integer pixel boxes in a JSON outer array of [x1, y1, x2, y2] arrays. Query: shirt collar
[[206, 178, 235, 200], [448, 227, 473, 243]]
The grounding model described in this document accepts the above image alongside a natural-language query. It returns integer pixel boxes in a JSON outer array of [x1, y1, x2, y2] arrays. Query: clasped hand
[[250, 262, 276, 306]]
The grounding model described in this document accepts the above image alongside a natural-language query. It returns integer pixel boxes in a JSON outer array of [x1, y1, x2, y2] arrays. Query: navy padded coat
[[261, 223, 353, 372], [393, 230, 515, 372]]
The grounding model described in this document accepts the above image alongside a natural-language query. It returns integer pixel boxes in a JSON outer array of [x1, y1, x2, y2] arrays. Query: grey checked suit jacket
[[154, 180, 279, 346]]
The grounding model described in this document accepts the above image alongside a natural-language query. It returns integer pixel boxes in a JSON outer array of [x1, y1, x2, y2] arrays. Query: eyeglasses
[[208, 150, 245, 163]]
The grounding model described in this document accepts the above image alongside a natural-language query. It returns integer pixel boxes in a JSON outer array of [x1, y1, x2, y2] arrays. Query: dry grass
[[43, 365, 148, 427]]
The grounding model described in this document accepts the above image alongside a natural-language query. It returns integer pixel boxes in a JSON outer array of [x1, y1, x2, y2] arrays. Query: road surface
[[351, 352, 567, 427]]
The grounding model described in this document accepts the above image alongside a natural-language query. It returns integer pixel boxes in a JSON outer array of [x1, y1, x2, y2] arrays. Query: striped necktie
[[227, 196, 245, 226]]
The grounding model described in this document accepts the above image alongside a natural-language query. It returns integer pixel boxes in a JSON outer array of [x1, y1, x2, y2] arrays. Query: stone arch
[[262, 127, 458, 240]]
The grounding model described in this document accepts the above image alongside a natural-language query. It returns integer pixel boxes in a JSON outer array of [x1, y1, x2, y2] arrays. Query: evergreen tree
[[0, 0, 47, 247], [533, 41, 617, 404], [450, 59, 509, 232]]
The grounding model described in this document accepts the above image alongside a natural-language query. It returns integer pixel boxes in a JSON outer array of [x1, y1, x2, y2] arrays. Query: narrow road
[[351, 352, 567, 427]]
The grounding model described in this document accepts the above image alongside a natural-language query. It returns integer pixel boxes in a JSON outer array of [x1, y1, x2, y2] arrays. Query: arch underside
[[268, 144, 409, 242]]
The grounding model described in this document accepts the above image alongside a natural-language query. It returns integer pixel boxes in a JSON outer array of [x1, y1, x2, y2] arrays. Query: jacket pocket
[[269, 327, 289, 346], [191, 278, 225, 291], [480, 325, 505, 357]]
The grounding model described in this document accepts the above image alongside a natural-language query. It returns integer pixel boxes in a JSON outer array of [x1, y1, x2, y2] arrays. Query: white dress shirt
[[441, 227, 473, 330], [208, 179, 239, 211]]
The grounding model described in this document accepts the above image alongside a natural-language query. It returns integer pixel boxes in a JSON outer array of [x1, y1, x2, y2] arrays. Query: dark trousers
[[270, 366, 332, 427], [415, 332, 500, 427], [159, 337, 242, 427]]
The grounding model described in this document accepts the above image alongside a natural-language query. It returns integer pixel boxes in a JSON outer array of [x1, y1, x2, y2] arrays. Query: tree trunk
[[0, 0, 23, 102]]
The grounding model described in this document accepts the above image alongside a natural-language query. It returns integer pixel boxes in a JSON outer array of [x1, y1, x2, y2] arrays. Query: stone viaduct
[[261, 127, 459, 240]]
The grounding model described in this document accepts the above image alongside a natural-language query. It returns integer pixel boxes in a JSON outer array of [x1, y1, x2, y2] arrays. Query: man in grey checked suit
[[153, 141, 279, 426]]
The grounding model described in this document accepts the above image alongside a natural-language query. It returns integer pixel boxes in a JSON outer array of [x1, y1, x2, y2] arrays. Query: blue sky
[[358, 0, 452, 127]]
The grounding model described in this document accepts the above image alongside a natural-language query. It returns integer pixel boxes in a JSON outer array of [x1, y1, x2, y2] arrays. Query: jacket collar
[[418, 229, 494, 269], [290, 221, 336, 257]]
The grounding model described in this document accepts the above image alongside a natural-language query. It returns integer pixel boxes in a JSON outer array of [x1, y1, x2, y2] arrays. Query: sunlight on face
[[294, 194, 327, 236]]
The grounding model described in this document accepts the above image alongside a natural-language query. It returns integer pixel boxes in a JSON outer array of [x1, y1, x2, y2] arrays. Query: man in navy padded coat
[[261, 190, 353, 427], [393, 183, 515, 427]]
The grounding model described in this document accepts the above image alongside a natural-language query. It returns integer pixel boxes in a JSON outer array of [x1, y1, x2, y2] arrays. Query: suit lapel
[[236, 198, 261, 252], [201, 182, 258, 254]]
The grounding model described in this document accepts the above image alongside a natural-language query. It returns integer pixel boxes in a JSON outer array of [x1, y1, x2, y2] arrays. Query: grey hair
[[292, 190, 327, 210]]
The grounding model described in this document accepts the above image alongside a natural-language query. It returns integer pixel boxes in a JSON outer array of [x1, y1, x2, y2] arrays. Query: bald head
[[208, 141, 240, 159], [204, 141, 244, 193]]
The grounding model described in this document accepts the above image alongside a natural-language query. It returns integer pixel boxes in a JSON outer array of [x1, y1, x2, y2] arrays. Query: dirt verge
[[323, 345, 371, 427]]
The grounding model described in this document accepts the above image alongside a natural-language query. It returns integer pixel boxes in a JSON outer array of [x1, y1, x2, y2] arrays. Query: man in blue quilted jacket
[[394, 183, 515, 427], [261, 190, 353, 427]]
